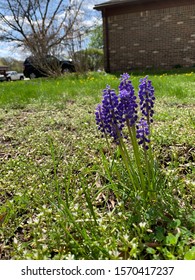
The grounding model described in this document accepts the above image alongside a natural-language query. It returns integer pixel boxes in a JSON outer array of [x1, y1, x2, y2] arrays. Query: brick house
[[94, 0, 195, 72]]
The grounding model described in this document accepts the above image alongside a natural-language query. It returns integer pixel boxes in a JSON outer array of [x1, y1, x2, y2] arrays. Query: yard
[[0, 71, 194, 260]]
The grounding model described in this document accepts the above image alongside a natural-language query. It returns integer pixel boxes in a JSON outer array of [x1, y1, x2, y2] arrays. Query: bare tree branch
[[0, 0, 86, 75]]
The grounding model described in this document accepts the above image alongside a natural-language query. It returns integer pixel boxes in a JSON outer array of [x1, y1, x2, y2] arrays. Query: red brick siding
[[105, 4, 195, 71]]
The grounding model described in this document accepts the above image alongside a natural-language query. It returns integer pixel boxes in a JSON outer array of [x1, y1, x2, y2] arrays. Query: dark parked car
[[23, 55, 75, 79]]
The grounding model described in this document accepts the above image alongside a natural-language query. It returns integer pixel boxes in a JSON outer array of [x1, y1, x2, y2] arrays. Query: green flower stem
[[126, 121, 146, 191], [148, 137, 155, 174], [143, 147, 151, 182], [146, 127, 156, 195], [143, 146, 156, 201], [110, 105, 138, 190], [118, 135, 138, 192]]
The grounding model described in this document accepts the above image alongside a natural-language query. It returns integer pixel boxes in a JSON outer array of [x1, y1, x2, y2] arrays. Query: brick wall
[[105, 3, 195, 71]]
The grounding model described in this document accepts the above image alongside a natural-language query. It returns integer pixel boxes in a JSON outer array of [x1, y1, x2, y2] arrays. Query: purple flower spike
[[95, 85, 123, 142], [118, 74, 138, 127], [95, 104, 106, 134], [138, 76, 155, 124], [136, 118, 150, 150], [119, 73, 131, 91]]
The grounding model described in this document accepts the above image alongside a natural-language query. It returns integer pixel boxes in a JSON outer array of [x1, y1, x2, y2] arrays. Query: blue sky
[[0, 0, 103, 60]]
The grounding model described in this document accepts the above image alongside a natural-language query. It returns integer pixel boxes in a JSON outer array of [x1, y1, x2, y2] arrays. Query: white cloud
[[0, 43, 28, 60]]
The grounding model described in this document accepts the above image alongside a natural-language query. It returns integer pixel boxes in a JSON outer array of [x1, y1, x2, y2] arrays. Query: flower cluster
[[138, 76, 155, 124], [95, 74, 157, 199], [95, 74, 155, 149], [136, 118, 150, 150]]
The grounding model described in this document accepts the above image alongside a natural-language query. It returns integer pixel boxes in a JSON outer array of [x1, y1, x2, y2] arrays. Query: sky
[[0, 0, 104, 61]]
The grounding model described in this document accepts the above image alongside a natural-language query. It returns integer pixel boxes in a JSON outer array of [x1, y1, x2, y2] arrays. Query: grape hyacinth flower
[[95, 104, 106, 135], [138, 76, 155, 125], [118, 73, 138, 127], [95, 85, 123, 142], [136, 118, 150, 150], [95, 74, 157, 199], [119, 73, 134, 92]]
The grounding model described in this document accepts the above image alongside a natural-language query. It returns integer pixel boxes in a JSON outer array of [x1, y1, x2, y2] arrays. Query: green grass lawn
[[0, 71, 194, 260]]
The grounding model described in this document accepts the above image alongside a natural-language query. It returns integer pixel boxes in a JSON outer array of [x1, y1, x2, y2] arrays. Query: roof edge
[[94, 0, 161, 10]]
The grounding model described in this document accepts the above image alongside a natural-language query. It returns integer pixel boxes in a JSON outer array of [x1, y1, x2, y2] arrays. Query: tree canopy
[[88, 24, 103, 49]]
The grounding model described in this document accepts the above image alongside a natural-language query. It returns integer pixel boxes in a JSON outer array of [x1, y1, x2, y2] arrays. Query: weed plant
[[0, 72, 194, 260]]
